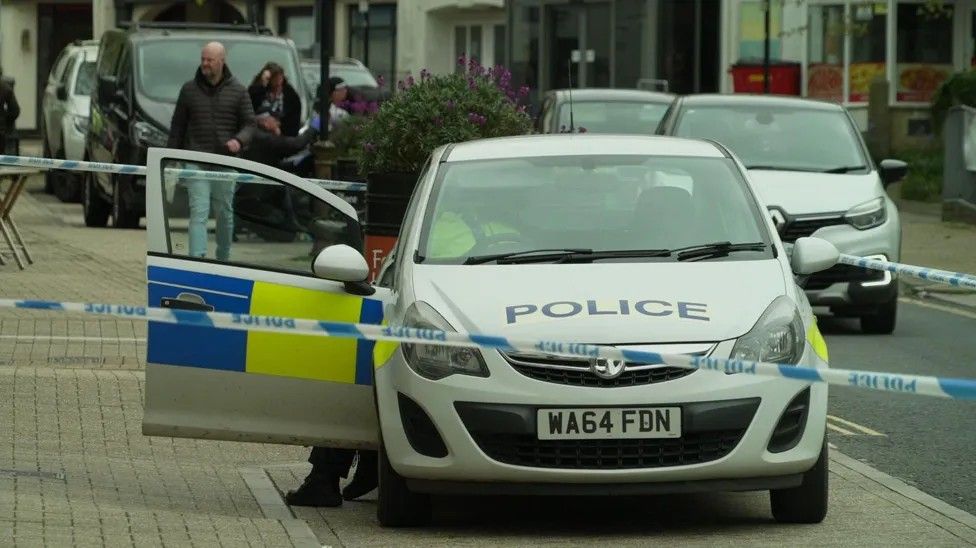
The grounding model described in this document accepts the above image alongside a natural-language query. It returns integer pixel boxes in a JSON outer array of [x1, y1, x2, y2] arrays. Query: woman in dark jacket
[[248, 62, 302, 137]]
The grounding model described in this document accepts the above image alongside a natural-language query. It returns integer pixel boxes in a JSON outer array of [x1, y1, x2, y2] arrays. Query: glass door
[[545, 1, 611, 89]]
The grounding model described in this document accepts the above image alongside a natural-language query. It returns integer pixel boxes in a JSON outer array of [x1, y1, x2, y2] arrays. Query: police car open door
[[143, 148, 386, 449]]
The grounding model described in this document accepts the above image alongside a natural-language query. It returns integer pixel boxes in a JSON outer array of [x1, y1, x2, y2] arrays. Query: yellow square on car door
[[246, 281, 363, 382]]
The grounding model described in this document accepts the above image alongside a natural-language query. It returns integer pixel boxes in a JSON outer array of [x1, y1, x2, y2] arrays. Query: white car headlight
[[134, 121, 168, 147], [730, 296, 805, 366], [401, 301, 489, 380], [72, 114, 88, 134], [845, 197, 887, 230]]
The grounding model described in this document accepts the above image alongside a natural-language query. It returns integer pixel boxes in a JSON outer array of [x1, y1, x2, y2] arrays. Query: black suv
[[84, 22, 309, 228]]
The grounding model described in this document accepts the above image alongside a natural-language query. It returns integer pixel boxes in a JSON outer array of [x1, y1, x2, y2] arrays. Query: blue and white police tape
[[838, 254, 976, 291], [0, 155, 367, 193], [3, 297, 975, 401]]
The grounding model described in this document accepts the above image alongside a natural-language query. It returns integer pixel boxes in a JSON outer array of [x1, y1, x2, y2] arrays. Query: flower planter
[[363, 170, 419, 280]]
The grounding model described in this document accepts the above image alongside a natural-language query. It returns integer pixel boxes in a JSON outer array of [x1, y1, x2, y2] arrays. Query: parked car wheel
[[112, 177, 141, 229], [377, 441, 431, 527], [42, 125, 54, 194], [770, 438, 828, 524], [82, 167, 110, 228], [52, 139, 82, 203], [860, 297, 897, 335]]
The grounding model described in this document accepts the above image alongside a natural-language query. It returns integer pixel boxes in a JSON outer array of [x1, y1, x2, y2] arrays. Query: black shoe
[[342, 452, 378, 501], [285, 474, 342, 507]]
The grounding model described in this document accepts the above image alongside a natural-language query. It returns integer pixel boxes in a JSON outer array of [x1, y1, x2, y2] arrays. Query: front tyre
[[82, 168, 110, 228], [377, 442, 432, 527], [860, 296, 897, 335], [770, 438, 828, 524]]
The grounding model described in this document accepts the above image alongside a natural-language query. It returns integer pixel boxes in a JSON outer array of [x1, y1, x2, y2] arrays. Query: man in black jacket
[[168, 42, 255, 261], [0, 70, 20, 154]]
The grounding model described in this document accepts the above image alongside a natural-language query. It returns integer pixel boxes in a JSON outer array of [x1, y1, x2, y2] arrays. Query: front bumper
[[804, 215, 900, 308], [375, 340, 827, 492]]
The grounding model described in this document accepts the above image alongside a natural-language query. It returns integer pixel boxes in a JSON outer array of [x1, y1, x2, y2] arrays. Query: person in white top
[[327, 76, 350, 131]]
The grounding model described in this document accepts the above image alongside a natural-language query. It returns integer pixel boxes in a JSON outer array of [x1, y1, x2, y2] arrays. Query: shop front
[[506, 0, 723, 104]]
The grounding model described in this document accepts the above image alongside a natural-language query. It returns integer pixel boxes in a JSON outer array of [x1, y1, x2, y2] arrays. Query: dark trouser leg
[[286, 447, 353, 507], [342, 450, 378, 501]]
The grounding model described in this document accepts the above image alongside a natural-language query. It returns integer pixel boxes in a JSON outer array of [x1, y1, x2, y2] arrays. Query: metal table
[[0, 167, 41, 269]]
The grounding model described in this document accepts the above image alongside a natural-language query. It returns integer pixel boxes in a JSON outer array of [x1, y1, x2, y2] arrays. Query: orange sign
[[897, 64, 952, 102], [807, 63, 842, 101]]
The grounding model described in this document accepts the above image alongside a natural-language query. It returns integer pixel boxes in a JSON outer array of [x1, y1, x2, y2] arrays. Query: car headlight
[[845, 197, 887, 230], [401, 301, 489, 380], [133, 121, 168, 147], [730, 296, 805, 366], [72, 114, 88, 134]]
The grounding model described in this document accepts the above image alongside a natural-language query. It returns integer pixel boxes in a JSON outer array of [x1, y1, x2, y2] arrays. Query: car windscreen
[[556, 101, 668, 134], [302, 64, 379, 91], [74, 61, 95, 96], [418, 155, 771, 264], [136, 40, 301, 103], [672, 105, 869, 173]]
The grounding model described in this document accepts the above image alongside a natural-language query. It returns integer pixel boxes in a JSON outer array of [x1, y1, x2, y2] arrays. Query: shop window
[[807, 4, 845, 102], [738, 1, 783, 61], [349, 4, 397, 91], [896, 2, 954, 102], [279, 7, 314, 59], [848, 3, 886, 103]]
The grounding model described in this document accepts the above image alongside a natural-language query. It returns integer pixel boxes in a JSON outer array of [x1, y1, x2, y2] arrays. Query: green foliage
[[330, 115, 370, 159], [897, 148, 943, 202], [357, 59, 532, 176], [931, 70, 976, 135]]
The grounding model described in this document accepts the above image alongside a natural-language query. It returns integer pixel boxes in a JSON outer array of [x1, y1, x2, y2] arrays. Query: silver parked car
[[42, 39, 98, 202], [657, 95, 907, 334]]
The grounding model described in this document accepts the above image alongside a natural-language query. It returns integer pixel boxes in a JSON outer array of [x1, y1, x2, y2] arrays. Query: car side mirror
[[879, 159, 908, 187], [312, 244, 375, 296], [56, 83, 68, 101], [97, 75, 119, 105], [790, 237, 839, 275]]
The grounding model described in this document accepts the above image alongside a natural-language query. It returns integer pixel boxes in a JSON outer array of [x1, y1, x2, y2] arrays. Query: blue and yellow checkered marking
[[147, 266, 383, 385]]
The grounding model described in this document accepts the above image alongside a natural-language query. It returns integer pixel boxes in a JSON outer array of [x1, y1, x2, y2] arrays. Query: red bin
[[730, 61, 801, 96]]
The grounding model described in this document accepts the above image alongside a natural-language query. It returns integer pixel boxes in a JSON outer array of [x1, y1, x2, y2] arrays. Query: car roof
[[550, 88, 675, 103], [677, 93, 844, 111], [124, 29, 292, 46], [301, 57, 366, 68], [446, 134, 726, 162]]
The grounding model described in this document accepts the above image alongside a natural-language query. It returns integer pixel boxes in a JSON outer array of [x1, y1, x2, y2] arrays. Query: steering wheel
[[474, 232, 524, 251]]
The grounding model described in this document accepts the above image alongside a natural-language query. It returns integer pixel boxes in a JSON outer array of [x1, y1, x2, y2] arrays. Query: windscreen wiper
[[674, 241, 768, 262], [744, 165, 821, 173], [822, 165, 868, 173], [463, 248, 673, 265], [463, 248, 592, 265]]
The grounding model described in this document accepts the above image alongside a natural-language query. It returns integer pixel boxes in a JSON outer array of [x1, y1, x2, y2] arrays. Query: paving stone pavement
[[2, 159, 976, 546]]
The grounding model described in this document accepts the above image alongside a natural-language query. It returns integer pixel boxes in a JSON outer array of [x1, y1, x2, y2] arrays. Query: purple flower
[[578, 126, 587, 133], [457, 55, 467, 67], [367, 101, 379, 114], [518, 85, 530, 97], [468, 112, 486, 126], [517, 105, 527, 114], [350, 101, 368, 114], [376, 74, 386, 87], [406, 75, 415, 87], [420, 68, 431, 81], [468, 77, 477, 90], [397, 79, 406, 91], [444, 100, 455, 111], [363, 142, 377, 152]]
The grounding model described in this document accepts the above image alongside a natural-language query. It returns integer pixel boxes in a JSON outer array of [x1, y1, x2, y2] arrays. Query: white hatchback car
[[141, 136, 838, 530], [41, 39, 98, 202]]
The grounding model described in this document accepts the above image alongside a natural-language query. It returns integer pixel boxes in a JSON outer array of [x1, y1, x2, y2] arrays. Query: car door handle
[[160, 292, 215, 312]]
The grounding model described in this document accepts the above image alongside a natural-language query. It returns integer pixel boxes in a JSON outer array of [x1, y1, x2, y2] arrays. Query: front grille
[[502, 352, 701, 388], [469, 430, 745, 469], [805, 264, 885, 290], [782, 215, 846, 242]]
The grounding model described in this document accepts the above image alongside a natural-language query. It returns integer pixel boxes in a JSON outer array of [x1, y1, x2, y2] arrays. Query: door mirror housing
[[56, 83, 68, 102], [313, 244, 370, 283], [97, 75, 119, 105], [879, 159, 908, 187], [790, 237, 839, 275]]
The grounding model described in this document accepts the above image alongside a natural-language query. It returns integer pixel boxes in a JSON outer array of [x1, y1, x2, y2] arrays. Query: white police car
[[141, 135, 838, 528]]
